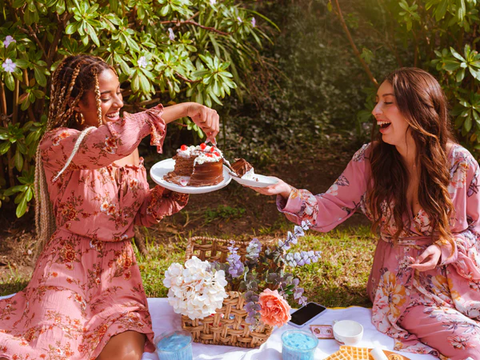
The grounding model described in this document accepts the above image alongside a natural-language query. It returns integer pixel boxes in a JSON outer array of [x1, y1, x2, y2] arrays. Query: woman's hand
[[186, 103, 219, 144], [409, 244, 442, 272], [246, 178, 293, 198]]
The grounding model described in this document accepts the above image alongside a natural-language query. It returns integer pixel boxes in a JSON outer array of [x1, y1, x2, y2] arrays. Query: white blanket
[[144, 298, 437, 360], [0, 295, 437, 359]]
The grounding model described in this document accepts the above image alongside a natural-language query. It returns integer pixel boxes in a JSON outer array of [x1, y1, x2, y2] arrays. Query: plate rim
[[149, 158, 232, 194]]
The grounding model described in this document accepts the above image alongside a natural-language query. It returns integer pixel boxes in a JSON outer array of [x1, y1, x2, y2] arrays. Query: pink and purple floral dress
[[278, 143, 480, 359], [0, 105, 188, 360]]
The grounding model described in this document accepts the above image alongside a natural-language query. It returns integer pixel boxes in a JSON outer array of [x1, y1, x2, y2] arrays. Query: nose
[[113, 93, 124, 109], [372, 102, 382, 117]]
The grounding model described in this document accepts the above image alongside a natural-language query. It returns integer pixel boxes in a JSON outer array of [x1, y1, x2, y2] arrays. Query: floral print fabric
[[0, 105, 188, 360], [277, 143, 480, 359]]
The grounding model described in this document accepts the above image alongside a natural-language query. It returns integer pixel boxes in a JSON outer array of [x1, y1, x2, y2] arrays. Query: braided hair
[[34, 55, 116, 257]]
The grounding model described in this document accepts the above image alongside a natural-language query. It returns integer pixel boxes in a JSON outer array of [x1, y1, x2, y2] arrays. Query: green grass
[[1, 226, 376, 308], [134, 225, 376, 308]]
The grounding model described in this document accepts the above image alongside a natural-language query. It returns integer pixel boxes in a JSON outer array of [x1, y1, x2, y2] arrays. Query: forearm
[[161, 103, 190, 124]]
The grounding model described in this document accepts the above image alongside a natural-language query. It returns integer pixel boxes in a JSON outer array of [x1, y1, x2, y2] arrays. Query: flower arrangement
[[164, 221, 321, 330]]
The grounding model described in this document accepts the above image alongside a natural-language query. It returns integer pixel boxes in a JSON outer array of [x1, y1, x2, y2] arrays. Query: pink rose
[[258, 288, 291, 327]]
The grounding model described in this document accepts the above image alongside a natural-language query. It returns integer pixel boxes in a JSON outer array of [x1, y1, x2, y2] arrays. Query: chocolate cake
[[164, 143, 224, 187], [231, 158, 253, 177]]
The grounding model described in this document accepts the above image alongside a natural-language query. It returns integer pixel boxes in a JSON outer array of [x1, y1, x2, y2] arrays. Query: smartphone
[[289, 302, 327, 328]]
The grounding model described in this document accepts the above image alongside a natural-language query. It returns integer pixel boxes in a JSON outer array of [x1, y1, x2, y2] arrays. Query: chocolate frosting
[[231, 158, 253, 177]]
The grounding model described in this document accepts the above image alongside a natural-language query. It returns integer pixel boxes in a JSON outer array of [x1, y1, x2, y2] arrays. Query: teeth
[[106, 112, 119, 118], [377, 121, 391, 126]]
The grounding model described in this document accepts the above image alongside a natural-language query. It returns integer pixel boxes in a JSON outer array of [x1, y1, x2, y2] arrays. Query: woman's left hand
[[187, 103, 219, 144], [409, 244, 442, 272]]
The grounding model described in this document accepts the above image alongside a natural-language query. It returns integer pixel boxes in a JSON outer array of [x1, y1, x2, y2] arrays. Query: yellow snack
[[340, 346, 372, 360], [323, 349, 353, 360]]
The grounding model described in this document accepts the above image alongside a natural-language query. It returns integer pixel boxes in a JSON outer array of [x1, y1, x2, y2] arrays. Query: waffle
[[323, 350, 353, 360], [340, 346, 372, 360]]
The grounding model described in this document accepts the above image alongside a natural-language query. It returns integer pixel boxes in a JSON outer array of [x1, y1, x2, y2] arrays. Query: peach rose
[[258, 288, 291, 327]]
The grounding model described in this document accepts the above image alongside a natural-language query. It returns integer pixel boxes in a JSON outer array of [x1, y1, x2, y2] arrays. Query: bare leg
[[96, 331, 146, 360]]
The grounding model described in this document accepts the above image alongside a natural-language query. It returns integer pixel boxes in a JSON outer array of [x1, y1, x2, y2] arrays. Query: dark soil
[[0, 144, 370, 287]]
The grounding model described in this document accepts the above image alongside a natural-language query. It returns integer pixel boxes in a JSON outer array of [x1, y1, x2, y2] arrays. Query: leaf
[[65, 22, 80, 35], [5, 73, 15, 91], [464, 115, 473, 132], [0, 142, 10, 155], [456, 68, 465, 82], [14, 149, 23, 172], [34, 66, 47, 87], [16, 195, 28, 218], [435, 0, 448, 21], [450, 47, 466, 62]]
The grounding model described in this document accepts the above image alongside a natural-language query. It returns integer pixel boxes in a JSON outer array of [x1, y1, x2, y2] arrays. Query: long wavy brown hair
[[368, 67, 455, 245]]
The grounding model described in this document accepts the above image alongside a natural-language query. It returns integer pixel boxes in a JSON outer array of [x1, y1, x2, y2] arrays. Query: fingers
[[409, 245, 441, 272], [191, 106, 219, 143]]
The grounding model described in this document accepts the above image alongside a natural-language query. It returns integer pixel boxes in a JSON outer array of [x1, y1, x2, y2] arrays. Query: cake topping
[[180, 144, 188, 151], [200, 143, 207, 150]]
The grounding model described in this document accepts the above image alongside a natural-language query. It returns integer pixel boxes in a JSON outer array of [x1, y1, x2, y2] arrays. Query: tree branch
[[175, 72, 202, 83], [333, 0, 378, 87], [160, 20, 230, 36]]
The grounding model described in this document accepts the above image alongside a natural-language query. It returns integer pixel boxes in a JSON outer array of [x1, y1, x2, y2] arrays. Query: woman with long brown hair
[[249, 68, 480, 359], [0, 54, 219, 360]]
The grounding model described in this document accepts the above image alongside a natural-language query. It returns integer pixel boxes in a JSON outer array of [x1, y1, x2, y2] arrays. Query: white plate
[[150, 158, 232, 194], [232, 174, 278, 188]]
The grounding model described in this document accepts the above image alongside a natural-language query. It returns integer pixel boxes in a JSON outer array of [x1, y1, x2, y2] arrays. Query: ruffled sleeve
[[437, 146, 480, 280], [277, 143, 371, 232], [134, 186, 189, 227], [40, 104, 166, 173]]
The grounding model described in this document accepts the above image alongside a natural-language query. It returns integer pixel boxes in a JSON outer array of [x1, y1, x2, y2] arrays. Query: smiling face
[[75, 68, 124, 127], [372, 81, 413, 152]]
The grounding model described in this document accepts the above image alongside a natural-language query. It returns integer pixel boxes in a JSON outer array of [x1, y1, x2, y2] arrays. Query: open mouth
[[378, 121, 391, 129], [106, 112, 120, 120]]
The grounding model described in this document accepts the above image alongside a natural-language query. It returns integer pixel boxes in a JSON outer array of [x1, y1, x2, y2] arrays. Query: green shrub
[[0, 0, 273, 217]]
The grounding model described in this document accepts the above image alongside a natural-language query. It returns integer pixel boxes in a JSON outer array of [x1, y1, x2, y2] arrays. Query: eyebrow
[[375, 93, 395, 99], [100, 90, 112, 95]]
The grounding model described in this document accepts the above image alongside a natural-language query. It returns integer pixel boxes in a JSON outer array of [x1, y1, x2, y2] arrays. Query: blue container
[[155, 330, 193, 360], [281, 330, 319, 360]]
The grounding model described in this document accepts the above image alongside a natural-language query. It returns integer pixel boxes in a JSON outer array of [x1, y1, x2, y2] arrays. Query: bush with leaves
[[0, 0, 273, 217], [326, 0, 480, 155]]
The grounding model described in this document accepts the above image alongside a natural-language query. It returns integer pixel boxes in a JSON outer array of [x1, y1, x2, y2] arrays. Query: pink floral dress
[[0, 105, 188, 360], [278, 143, 480, 359]]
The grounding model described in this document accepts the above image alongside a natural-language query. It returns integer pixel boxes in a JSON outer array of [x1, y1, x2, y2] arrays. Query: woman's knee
[[96, 331, 146, 360]]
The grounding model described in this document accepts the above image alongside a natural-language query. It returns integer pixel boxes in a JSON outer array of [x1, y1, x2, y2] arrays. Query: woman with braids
[[248, 68, 480, 359], [0, 54, 219, 360]]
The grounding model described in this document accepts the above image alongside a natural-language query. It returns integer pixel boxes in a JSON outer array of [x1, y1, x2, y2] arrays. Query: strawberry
[[180, 145, 188, 151], [200, 143, 207, 150]]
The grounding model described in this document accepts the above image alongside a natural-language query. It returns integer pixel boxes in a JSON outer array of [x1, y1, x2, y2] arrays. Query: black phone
[[289, 302, 327, 327]]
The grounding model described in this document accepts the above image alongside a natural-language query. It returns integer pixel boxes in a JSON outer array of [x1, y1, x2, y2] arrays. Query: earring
[[76, 112, 85, 125]]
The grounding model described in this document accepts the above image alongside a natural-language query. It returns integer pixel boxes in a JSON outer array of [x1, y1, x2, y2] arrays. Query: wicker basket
[[181, 236, 275, 348]]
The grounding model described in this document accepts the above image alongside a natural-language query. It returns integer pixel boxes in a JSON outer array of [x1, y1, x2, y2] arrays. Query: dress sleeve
[[437, 149, 480, 280], [277, 144, 371, 232], [40, 104, 166, 172], [134, 186, 189, 227]]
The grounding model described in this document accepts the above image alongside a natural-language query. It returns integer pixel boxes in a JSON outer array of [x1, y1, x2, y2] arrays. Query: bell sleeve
[[134, 186, 189, 227], [40, 105, 166, 173], [277, 143, 371, 232], [436, 148, 480, 280]]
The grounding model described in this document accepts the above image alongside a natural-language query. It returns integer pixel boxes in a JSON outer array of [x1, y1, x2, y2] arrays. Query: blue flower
[[3, 36, 16, 48], [168, 28, 175, 41]]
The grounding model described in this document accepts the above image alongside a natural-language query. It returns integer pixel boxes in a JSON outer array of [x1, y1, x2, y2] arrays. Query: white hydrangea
[[163, 256, 228, 320]]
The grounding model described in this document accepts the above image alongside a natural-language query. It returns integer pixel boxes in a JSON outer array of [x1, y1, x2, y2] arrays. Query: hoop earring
[[76, 112, 85, 125]]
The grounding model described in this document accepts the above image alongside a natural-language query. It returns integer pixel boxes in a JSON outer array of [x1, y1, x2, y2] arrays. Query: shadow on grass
[[306, 284, 373, 309], [0, 280, 29, 297]]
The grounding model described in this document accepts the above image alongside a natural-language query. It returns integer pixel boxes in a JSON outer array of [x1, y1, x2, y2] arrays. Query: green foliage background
[[2, 0, 480, 219], [0, 0, 271, 217]]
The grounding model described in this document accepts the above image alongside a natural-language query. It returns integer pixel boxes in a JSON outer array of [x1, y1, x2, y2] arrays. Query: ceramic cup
[[332, 320, 363, 346]]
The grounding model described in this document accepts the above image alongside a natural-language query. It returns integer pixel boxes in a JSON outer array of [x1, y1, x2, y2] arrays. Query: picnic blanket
[[0, 295, 438, 359]]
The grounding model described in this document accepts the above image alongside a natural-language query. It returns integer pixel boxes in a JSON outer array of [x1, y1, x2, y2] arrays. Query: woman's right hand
[[246, 177, 293, 198]]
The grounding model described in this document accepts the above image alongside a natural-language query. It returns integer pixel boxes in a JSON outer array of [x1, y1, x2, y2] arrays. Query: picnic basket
[[181, 236, 275, 348]]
